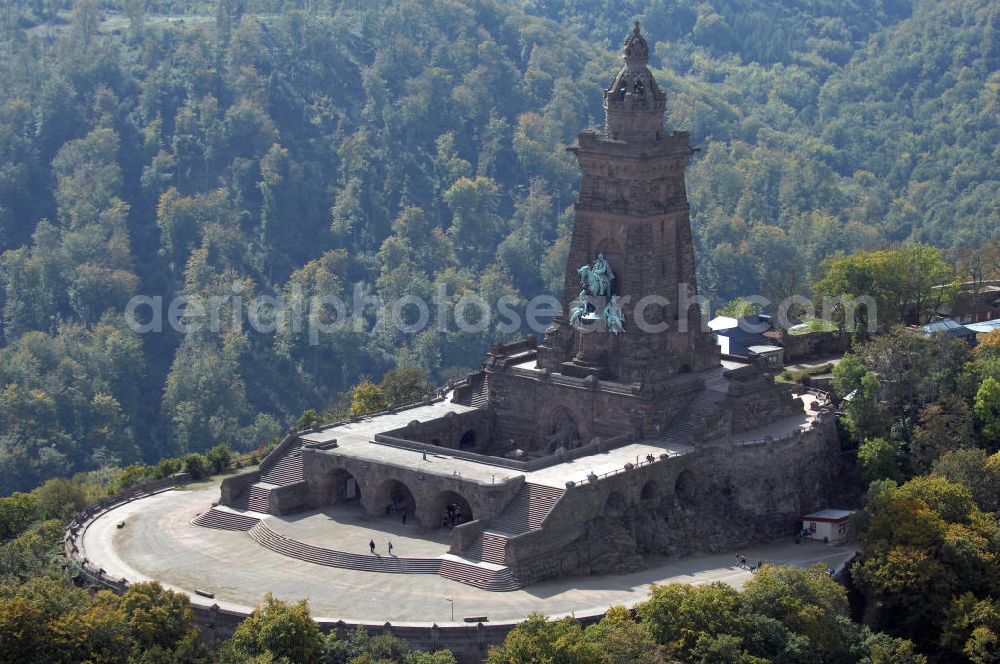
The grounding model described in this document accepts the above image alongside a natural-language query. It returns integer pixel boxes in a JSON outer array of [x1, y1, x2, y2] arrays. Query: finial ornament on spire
[[622, 21, 650, 61]]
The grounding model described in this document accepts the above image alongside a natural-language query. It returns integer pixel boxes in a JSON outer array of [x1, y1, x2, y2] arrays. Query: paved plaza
[[80, 483, 857, 625]]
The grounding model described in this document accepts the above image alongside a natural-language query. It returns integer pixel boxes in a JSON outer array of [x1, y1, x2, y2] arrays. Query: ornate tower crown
[[623, 21, 650, 62], [603, 22, 666, 143]]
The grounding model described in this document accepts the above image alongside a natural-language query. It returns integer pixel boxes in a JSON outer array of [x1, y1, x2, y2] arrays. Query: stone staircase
[[462, 483, 565, 567], [440, 558, 519, 592], [468, 378, 489, 408], [248, 521, 520, 592], [663, 388, 727, 444], [260, 442, 305, 484], [227, 440, 305, 514], [229, 484, 274, 512], [461, 532, 507, 565], [192, 507, 261, 531], [453, 372, 489, 408], [488, 483, 565, 535]]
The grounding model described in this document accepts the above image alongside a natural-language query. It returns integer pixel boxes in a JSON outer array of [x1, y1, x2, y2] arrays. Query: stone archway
[[545, 407, 582, 454], [372, 479, 418, 524], [329, 469, 362, 505], [459, 430, 476, 449], [431, 490, 474, 529], [640, 479, 659, 502], [605, 491, 628, 517], [674, 470, 698, 507]]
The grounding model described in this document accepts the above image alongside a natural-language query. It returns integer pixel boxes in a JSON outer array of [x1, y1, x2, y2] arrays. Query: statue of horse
[[578, 255, 614, 296]]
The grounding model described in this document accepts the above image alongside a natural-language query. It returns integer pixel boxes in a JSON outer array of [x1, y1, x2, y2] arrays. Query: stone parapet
[[220, 469, 260, 503]]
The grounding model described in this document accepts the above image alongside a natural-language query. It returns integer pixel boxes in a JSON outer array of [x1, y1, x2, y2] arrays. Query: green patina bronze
[[573, 254, 618, 330], [569, 290, 593, 328], [604, 295, 625, 335], [577, 253, 614, 298]]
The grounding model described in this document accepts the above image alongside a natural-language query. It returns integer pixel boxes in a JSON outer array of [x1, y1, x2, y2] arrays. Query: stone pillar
[[415, 499, 438, 530], [562, 318, 610, 379], [361, 491, 382, 519]]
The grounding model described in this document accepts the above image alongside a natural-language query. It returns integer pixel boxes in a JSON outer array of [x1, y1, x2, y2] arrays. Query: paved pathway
[[81, 484, 857, 625], [270, 503, 451, 558]]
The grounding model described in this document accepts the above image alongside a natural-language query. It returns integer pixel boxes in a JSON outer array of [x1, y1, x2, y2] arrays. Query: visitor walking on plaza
[[369, 539, 375, 554], [388, 541, 393, 555]]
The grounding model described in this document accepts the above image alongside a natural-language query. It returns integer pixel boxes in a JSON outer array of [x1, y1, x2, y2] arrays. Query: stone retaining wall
[[192, 603, 603, 664], [504, 413, 841, 585], [63, 473, 192, 594], [220, 469, 259, 503], [62, 471, 535, 663], [781, 330, 850, 362]]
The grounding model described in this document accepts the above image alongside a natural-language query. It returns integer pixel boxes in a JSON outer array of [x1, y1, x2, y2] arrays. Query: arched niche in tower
[[544, 406, 582, 454]]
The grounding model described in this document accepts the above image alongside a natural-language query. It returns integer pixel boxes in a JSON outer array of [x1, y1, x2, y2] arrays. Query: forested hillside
[[0, 0, 997, 493]]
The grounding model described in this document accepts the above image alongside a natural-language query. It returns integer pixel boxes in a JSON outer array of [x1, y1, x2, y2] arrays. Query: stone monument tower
[[538, 23, 719, 386], [197, 26, 836, 598]]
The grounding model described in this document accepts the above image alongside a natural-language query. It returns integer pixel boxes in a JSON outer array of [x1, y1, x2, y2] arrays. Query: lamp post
[[446, 596, 454, 622]]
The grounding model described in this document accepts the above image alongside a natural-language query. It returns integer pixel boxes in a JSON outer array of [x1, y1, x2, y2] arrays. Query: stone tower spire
[[603, 22, 667, 143], [536, 23, 720, 388]]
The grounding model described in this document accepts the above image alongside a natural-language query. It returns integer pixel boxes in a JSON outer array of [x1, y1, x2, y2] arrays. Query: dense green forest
[[0, 0, 997, 494], [0, 3, 999, 661]]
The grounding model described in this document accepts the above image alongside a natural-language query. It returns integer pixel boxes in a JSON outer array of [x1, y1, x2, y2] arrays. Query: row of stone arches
[[326, 469, 475, 530], [603, 469, 698, 515]]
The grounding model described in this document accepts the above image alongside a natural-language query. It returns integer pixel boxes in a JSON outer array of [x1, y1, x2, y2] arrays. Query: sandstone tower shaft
[[538, 23, 719, 385]]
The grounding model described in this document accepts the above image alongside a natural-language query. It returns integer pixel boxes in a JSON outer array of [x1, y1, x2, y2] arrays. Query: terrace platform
[[80, 482, 856, 624]]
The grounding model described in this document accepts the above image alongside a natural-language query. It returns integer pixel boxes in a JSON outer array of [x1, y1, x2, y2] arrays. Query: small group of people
[[443, 503, 467, 528], [736, 553, 763, 572], [369, 539, 395, 556]]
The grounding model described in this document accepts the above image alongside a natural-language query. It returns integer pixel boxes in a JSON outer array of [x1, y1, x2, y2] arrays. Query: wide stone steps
[[231, 484, 272, 512], [247, 522, 519, 591], [453, 372, 489, 408], [468, 376, 489, 408], [486, 483, 565, 535], [661, 389, 727, 443], [463, 482, 566, 568], [260, 441, 305, 485], [191, 507, 261, 531], [464, 532, 507, 565], [440, 559, 519, 592], [228, 440, 307, 513]]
